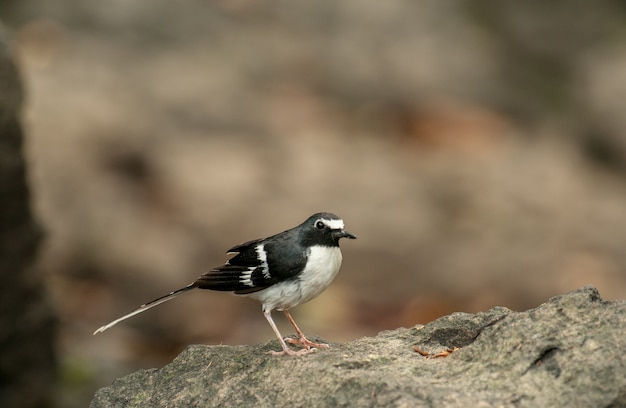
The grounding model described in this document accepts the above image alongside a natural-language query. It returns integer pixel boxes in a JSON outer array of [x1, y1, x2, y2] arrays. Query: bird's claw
[[268, 347, 318, 356], [285, 336, 329, 350]]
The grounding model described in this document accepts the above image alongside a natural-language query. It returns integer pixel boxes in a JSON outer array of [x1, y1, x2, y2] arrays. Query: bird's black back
[[194, 212, 344, 294]]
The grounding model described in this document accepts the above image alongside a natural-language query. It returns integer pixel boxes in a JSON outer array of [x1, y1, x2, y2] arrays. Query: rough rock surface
[[91, 286, 625, 407]]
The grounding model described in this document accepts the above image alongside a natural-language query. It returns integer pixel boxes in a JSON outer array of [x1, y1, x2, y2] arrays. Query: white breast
[[298, 245, 343, 302], [246, 245, 343, 312]]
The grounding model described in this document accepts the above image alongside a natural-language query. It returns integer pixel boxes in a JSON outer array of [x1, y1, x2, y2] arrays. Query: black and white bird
[[94, 212, 356, 356]]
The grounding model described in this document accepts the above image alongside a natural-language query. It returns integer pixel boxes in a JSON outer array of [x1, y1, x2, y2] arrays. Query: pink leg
[[263, 310, 317, 356], [283, 310, 329, 350]]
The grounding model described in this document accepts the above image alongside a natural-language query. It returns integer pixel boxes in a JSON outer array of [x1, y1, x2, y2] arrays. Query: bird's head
[[299, 212, 356, 247]]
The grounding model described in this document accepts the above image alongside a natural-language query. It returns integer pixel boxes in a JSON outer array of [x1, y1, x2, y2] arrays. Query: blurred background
[[2, 1, 626, 406]]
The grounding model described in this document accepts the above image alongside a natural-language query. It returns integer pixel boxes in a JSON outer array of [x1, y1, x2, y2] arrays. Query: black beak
[[338, 229, 357, 240]]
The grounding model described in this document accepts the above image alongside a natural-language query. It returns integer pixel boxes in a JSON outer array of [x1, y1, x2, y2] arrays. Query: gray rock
[[91, 286, 626, 407]]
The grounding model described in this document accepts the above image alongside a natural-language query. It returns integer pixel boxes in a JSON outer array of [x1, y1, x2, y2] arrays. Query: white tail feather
[[93, 283, 196, 335]]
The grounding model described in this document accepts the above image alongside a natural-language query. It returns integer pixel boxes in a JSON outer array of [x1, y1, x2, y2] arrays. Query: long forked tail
[[93, 282, 198, 335]]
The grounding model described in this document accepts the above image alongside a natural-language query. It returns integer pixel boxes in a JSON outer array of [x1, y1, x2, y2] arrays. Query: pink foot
[[267, 347, 318, 356], [285, 336, 329, 350]]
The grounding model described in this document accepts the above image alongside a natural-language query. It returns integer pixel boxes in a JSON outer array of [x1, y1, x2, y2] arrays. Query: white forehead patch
[[318, 218, 344, 230]]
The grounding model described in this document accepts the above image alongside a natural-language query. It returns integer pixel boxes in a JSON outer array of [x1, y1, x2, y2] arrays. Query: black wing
[[195, 238, 271, 294], [262, 234, 308, 282], [195, 232, 308, 295]]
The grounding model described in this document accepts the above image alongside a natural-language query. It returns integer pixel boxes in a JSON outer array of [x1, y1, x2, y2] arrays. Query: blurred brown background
[[3, 1, 626, 407]]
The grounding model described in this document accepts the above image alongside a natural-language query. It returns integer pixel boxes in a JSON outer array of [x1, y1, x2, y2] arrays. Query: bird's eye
[[315, 220, 326, 230]]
